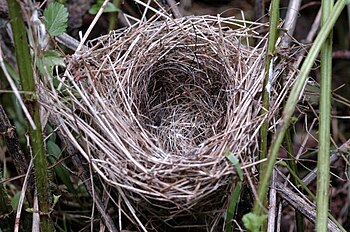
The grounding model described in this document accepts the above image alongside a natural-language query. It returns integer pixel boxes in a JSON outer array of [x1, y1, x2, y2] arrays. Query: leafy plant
[[44, 2, 69, 37], [37, 50, 65, 75]]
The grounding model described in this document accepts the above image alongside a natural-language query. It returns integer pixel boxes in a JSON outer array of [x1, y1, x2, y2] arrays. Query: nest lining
[[41, 15, 291, 231]]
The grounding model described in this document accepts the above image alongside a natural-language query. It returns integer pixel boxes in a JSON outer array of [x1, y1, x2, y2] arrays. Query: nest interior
[[40, 15, 290, 231]]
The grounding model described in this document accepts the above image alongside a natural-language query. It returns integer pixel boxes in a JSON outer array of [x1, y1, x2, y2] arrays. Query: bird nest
[[41, 14, 293, 231]]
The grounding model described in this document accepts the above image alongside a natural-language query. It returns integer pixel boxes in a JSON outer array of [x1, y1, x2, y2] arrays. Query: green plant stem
[[316, 0, 333, 231], [255, 0, 280, 216], [108, 0, 120, 31], [7, 1, 54, 231], [253, 0, 347, 219]]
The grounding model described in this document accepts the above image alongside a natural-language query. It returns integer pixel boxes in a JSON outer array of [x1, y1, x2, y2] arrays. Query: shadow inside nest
[[139, 57, 228, 155]]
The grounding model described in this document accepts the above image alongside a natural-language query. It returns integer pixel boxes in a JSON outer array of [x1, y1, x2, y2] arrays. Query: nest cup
[[42, 15, 280, 231]]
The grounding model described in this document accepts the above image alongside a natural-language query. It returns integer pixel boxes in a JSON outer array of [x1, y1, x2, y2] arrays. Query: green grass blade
[[225, 152, 243, 231]]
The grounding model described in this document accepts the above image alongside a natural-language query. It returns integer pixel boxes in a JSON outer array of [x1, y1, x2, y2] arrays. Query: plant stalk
[[255, 0, 280, 216], [6, 0, 54, 231], [316, 0, 333, 231], [108, 0, 120, 31]]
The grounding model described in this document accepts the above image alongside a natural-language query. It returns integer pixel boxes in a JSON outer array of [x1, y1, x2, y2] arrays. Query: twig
[[332, 50, 350, 59], [302, 139, 350, 186], [7, 1, 54, 230], [165, 0, 182, 18], [276, 201, 283, 232], [267, 170, 277, 231], [281, 0, 302, 49], [14, 159, 33, 232], [275, 181, 340, 232], [56, 33, 87, 51], [254, 0, 280, 218]]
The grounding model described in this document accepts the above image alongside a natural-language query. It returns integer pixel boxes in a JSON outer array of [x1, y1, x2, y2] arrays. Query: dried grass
[[40, 13, 294, 231]]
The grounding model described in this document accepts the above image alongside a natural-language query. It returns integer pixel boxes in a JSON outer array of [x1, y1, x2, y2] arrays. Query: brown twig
[[276, 181, 340, 232]]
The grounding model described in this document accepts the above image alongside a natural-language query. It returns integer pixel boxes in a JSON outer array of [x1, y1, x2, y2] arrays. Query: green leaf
[[11, 191, 21, 210], [44, 2, 68, 36], [89, 0, 121, 15], [37, 50, 65, 75], [47, 140, 61, 158], [225, 182, 242, 232], [47, 141, 75, 193], [224, 151, 243, 231], [225, 152, 243, 181], [46, 124, 57, 142], [25, 208, 34, 213], [53, 194, 61, 205], [242, 213, 268, 232], [303, 79, 320, 105]]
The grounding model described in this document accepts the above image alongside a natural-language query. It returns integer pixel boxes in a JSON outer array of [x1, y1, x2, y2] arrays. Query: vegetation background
[[0, 0, 349, 231]]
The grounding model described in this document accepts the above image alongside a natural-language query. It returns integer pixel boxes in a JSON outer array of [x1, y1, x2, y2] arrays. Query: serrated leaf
[[242, 213, 268, 232], [44, 2, 68, 36], [37, 50, 65, 75]]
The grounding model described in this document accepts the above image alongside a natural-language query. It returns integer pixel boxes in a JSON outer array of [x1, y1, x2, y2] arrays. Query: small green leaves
[[225, 152, 243, 181], [243, 212, 268, 232], [44, 2, 68, 36], [53, 194, 61, 206], [47, 140, 75, 193], [37, 50, 65, 75], [224, 151, 243, 232], [89, 0, 121, 15], [11, 191, 21, 210]]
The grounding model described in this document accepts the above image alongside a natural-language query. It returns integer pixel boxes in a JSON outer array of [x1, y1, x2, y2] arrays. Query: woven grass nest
[[42, 13, 293, 231]]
